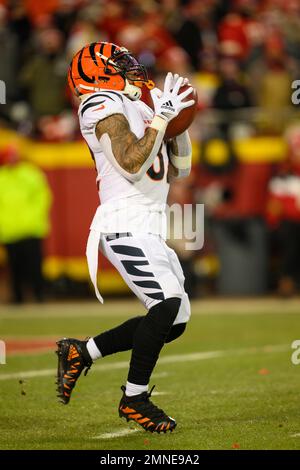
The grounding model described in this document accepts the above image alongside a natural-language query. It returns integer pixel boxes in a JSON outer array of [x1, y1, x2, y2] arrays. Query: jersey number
[[147, 152, 165, 181]]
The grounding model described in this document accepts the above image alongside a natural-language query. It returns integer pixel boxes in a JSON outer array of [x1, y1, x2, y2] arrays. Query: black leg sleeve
[[165, 322, 187, 343], [92, 313, 187, 358], [127, 297, 181, 385], [93, 316, 144, 357]]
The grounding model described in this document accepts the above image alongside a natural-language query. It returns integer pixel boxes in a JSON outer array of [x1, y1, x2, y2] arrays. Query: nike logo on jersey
[[93, 104, 105, 111]]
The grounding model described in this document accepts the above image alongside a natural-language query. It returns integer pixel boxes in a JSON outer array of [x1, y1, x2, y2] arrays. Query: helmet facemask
[[103, 49, 154, 100]]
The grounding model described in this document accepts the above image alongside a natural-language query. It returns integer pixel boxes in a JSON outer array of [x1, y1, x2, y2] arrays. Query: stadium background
[[1, 0, 300, 301], [1, 0, 300, 452]]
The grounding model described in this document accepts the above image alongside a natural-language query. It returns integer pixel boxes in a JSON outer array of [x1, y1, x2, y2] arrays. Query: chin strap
[[122, 80, 142, 101], [122, 79, 155, 100], [143, 80, 155, 90]]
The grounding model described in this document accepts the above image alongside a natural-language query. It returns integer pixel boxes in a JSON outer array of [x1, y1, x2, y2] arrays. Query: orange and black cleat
[[55, 338, 92, 404], [119, 385, 176, 433]]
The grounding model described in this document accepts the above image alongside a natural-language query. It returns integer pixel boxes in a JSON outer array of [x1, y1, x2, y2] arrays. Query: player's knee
[[164, 293, 190, 344], [165, 322, 186, 343], [173, 292, 191, 325], [146, 297, 181, 335]]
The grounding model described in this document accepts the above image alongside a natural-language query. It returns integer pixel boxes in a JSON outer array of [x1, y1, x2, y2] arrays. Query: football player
[[56, 42, 194, 433]]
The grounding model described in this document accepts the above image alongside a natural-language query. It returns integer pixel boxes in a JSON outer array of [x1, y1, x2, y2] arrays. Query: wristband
[[150, 115, 168, 133]]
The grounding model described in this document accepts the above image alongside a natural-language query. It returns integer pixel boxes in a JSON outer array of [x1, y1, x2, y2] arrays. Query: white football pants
[[100, 232, 191, 325]]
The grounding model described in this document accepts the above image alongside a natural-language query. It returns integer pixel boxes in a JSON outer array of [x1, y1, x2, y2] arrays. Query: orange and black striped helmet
[[68, 41, 153, 97]]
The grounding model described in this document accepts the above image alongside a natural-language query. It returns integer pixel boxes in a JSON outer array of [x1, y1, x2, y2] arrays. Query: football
[[164, 84, 198, 140]]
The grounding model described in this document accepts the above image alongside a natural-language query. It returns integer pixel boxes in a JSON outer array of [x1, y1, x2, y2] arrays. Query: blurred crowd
[[1, 0, 300, 300], [1, 0, 300, 138]]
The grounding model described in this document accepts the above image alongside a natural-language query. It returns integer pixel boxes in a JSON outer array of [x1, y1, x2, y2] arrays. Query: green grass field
[[0, 298, 300, 450]]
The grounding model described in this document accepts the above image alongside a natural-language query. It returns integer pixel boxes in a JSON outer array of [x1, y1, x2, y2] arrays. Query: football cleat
[[118, 385, 176, 433], [55, 338, 92, 404]]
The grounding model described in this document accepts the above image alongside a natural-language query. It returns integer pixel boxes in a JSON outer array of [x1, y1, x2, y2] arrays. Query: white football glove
[[150, 72, 195, 123], [168, 73, 190, 89]]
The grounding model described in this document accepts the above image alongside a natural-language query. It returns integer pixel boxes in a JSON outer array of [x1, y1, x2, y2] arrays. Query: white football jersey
[[78, 90, 170, 237]]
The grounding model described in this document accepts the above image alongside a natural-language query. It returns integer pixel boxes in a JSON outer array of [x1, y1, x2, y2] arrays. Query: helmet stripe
[[89, 42, 98, 67], [98, 43, 106, 66], [77, 47, 94, 83], [104, 43, 113, 60], [68, 67, 76, 91]]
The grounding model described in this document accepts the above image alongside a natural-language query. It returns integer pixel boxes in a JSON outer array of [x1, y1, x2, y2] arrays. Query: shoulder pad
[[79, 91, 125, 129]]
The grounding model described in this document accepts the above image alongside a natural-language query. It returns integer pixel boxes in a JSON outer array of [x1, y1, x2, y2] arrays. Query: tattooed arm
[[95, 113, 167, 182]]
